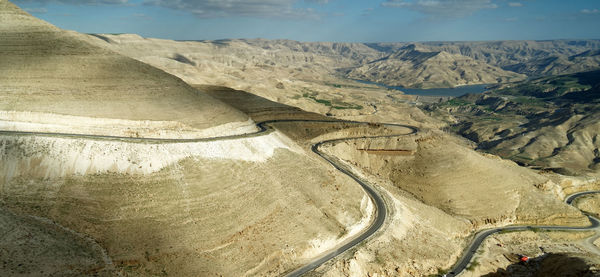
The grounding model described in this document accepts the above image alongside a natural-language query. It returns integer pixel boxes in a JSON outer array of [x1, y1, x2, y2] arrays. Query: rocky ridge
[[347, 44, 525, 88]]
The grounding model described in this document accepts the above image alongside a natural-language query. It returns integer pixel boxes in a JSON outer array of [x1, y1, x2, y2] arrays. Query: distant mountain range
[[352, 40, 600, 88], [346, 44, 525, 88], [87, 35, 600, 90]]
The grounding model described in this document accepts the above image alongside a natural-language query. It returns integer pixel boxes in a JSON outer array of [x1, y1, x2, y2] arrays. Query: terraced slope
[[0, 0, 254, 139]]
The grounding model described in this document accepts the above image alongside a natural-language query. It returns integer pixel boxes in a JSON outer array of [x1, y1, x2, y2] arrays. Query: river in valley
[[355, 80, 490, 97]]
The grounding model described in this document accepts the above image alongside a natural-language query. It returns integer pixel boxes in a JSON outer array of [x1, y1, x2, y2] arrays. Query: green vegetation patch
[[511, 96, 545, 106], [445, 98, 473, 106], [428, 268, 449, 277], [302, 90, 363, 110], [466, 258, 480, 271], [498, 229, 521, 235]]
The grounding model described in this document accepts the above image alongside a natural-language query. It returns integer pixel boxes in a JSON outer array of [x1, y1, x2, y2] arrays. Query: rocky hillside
[[427, 69, 600, 175], [0, 0, 254, 139], [0, 2, 380, 276], [346, 44, 525, 88]]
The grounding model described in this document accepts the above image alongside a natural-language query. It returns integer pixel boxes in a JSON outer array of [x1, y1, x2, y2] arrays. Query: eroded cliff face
[[85, 34, 600, 92], [295, 131, 593, 276], [0, 130, 302, 181]]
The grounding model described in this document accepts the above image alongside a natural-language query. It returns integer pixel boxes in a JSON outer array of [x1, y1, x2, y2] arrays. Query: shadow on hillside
[[482, 253, 595, 277]]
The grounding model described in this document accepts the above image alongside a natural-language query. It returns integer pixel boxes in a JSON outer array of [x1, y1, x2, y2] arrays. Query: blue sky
[[12, 0, 600, 42]]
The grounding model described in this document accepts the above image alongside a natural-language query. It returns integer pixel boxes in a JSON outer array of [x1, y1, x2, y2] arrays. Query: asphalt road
[[284, 123, 417, 277], [446, 191, 600, 277], [0, 119, 417, 277], [566, 191, 600, 205], [6, 120, 600, 277]]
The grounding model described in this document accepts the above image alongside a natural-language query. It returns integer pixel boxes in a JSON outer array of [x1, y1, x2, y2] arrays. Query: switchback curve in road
[[4, 119, 599, 277], [447, 190, 600, 277], [0, 119, 418, 277]]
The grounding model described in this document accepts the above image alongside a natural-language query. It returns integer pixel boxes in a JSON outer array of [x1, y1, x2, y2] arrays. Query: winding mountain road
[[284, 122, 416, 277], [0, 119, 417, 276], [446, 191, 600, 277], [3, 120, 599, 277]]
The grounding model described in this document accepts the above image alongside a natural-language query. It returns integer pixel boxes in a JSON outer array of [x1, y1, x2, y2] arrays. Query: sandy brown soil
[[347, 44, 524, 88], [82, 33, 442, 127], [2, 85, 594, 276]]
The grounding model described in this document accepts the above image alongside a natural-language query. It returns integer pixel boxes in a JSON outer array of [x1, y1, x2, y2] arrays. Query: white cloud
[[305, 0, 330, 4], [581, 8, 599, 14], [381, 0, 410, 8], [15, 0, 326, 19], [14, 0, 129, 4], [381, 0, 498, 18], [24, 7, 48, 13], [143, 0, 319, 19], [508, 2, 522, 7], [361, 7, 374, 16]]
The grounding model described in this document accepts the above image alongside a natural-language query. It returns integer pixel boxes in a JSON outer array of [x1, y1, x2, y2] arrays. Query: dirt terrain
[[86, 34, 600, 91]]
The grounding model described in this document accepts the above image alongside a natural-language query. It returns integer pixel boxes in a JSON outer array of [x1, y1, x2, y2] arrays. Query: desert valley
[[2, 0, 600, 276]]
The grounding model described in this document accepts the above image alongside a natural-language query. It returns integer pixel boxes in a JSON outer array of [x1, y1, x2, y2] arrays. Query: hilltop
[[0, 0, 254, 139]]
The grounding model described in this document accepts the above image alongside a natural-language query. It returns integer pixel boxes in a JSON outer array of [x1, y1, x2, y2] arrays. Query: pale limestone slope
[[0, 132, 372, 276], [0, 0, 255, 138], [0, 2, 376, 275]]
